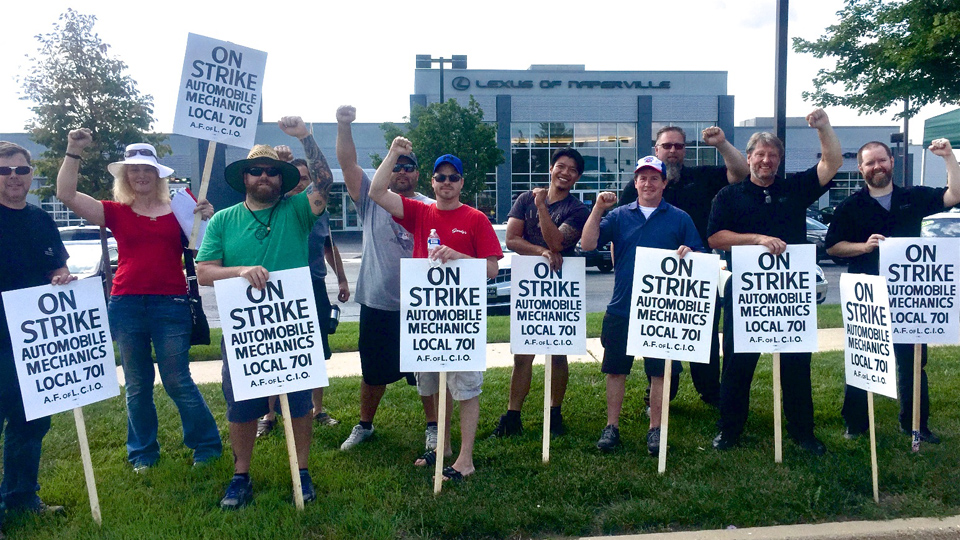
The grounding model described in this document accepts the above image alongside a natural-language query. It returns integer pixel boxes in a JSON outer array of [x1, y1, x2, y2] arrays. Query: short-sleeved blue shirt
[[599, 199, 703, 317]]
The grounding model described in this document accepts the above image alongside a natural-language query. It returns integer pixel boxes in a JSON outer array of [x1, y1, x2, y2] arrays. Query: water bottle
[[427, 228, 441, 266]]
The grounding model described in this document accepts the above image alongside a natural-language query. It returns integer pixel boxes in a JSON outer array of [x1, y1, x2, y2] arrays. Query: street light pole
[[415, 55, 468, 105]]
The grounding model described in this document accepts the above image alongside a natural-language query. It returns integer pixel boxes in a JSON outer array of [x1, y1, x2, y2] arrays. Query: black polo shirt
[[707, 165, 831, 254], [825, 184, 946, 275], [620, 165, 733, 247]]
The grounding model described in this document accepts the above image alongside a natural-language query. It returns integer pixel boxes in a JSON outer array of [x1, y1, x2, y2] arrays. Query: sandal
[[256, 416, 275, 439], [414, 449, 436, 467], [313, 412, 340, 426], [441, 466, 464, 482]]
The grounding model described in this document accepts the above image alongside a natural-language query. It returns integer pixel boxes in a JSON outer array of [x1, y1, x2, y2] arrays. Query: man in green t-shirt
[[197, 116, 334, 510]]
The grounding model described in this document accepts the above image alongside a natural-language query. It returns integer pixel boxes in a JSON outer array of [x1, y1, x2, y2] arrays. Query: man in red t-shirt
[[370, 136, 502, 481]]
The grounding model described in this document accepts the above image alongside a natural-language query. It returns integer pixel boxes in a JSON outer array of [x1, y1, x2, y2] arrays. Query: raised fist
[[805, 108, 831, 130], [336, 105, 356, 124], [701, 126, 726, 147], [929, 138, 954, 158], [66, 128, 93, 152], [278, 116, 308, 138]]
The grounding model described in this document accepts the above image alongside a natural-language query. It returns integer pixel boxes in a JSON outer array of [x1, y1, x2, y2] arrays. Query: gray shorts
[[415, 371, 483, 401]]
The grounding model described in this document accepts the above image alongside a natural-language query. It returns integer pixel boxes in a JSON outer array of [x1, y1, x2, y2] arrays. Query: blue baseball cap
[[433, 154, 463, 175]]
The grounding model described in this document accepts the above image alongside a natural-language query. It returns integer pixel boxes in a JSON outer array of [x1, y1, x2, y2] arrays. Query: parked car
[[64, 239, 118, 281], [575, 241, 613, 273], [59, 225, 114, 241], [921, 209, 960, 238], [487, 225, 512, 314]]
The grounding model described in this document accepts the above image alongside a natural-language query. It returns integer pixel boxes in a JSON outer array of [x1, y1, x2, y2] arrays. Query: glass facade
[[508, 122, 638, 211]]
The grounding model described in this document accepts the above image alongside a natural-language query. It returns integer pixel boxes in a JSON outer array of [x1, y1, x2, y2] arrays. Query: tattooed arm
[[278, 116, 334, 215]]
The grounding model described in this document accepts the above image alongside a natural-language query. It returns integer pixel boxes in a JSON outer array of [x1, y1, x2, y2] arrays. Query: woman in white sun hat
[[56, 129, 222, 471]]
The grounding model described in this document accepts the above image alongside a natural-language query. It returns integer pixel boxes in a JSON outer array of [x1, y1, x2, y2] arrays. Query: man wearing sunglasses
[[0, 142, 73, 531], [491, 147, 589, 439], [196, 116, 334, 510], [333, 106, 439, 454], [706, 108, 842, 455], [620, 126, 749, 410], [370, 137, 502, 481]]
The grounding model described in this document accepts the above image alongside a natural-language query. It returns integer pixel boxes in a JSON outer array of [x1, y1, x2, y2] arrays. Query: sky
[[2, 0, 954, 143]]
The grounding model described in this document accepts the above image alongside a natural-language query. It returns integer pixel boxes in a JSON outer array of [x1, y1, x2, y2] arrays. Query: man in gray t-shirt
[[335, 106, 439, 452]]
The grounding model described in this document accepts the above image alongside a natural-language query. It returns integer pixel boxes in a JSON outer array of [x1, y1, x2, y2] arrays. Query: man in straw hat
[[196, 116, 334, 509]]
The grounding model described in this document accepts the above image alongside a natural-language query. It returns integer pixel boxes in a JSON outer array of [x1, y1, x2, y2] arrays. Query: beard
[[665, 163, 682, 183], [865, 169, 892, 189], [247, 180, 282, 204]]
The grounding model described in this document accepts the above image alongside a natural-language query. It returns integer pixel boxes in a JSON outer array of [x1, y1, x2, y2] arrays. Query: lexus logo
[[451, 76, 470, 91]]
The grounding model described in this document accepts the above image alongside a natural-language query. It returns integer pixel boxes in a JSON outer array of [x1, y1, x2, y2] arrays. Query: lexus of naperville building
[[412, 64, 935, 224], [8, 64, 940, 229]]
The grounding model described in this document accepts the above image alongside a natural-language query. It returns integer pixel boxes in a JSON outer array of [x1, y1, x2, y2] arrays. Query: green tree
[[793, 0, 960, 119], [20, 9, 167, 199], [376, 97, 504, 200]]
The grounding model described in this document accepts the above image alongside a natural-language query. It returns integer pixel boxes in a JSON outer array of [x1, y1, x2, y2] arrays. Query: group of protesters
[[0, 102, 958, 531]]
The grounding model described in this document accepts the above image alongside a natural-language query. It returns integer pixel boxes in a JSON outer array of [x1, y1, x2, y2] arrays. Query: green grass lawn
[[182, 305, 844, 361], [14, 342, 960, 539]]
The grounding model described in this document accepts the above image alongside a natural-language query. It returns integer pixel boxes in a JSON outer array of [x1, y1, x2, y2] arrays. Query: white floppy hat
[[107, 143, 174, 178]]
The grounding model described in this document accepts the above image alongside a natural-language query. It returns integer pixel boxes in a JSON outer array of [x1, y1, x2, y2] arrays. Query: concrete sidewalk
[[118, 328, 850, 386], [585, 514, 960, 539]]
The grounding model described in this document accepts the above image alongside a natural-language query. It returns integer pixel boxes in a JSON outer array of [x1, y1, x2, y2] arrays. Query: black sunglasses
[[245, 167, 281, 177], [393, 163, 417, 173], [0, 166, 33, 176], [125, 148, 156, 158], [433, 173, 462, 183]]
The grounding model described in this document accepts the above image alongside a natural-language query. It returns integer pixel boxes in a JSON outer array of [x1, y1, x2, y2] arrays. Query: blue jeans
[[109, 295, 222, 466], [0, 347, 50, 519]]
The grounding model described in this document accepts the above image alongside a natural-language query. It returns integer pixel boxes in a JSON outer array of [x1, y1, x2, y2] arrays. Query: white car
[[64, 240, 118, 281], [921, 208, 960, 238]]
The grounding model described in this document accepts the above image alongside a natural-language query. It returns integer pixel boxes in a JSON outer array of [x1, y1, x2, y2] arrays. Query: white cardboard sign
[[626, 248, 719, 362], [510, 255, 586, 355], [215, 267, 328, 401], [172, 33, 267, 149], [839, 274, 897, 399], [879, 238, 960, 344], [731, 244, 818, 353], [2, 279, 119, 421], [400, 259, 487, 372]]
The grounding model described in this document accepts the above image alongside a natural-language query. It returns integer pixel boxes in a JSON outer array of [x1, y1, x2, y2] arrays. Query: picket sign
[[879, 238, 960, 451], [731, 245, 818, 463], [433, 374, 448, 495], [626, 248, 720, 472]]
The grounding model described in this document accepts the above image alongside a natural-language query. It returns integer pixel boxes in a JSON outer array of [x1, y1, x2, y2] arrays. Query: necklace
[[245, 201, 280, 241]]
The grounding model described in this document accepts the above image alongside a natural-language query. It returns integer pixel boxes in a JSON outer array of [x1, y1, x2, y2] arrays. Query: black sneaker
[[549, 411, 566, 436], [647, 427, 661, 456], [902, 427, 941, 444], [596, 425, 621, 452], [220, 475, 253, 510], [712, 431, 740, 451], [300, 470, 316, 503], [793, 434, 827, 456], [490, 414, 522, 438]]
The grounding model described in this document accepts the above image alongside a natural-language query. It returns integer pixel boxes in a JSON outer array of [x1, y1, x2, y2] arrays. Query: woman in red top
[[56, 129, 222, 470]]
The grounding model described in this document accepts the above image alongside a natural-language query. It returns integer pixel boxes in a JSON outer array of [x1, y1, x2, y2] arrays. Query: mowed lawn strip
[[15, 341, 960, 539]]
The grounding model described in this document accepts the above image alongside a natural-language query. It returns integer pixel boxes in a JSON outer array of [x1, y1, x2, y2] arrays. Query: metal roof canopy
[[923, 108, 960, 146]]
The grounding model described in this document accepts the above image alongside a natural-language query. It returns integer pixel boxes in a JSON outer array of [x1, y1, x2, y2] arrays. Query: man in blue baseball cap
[[369, 137, 502, 481]]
